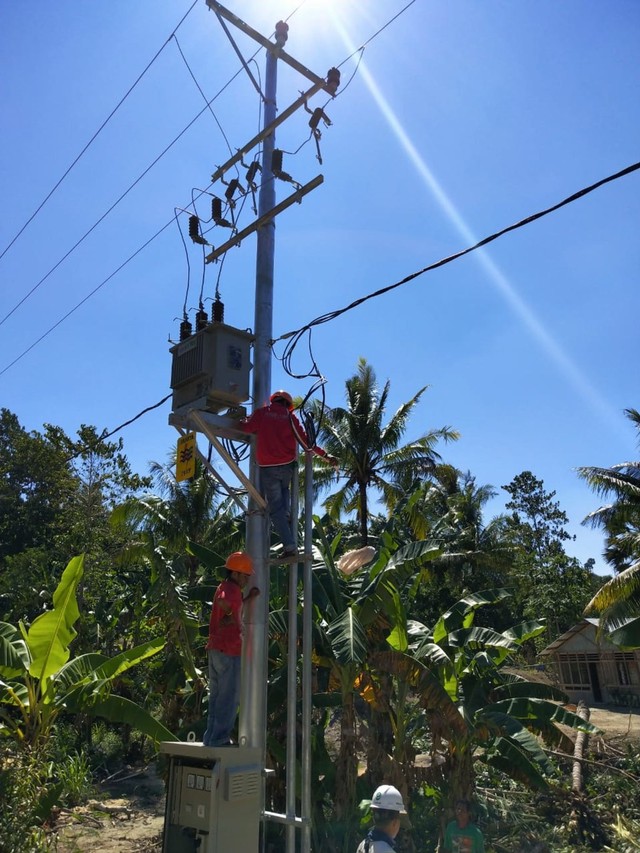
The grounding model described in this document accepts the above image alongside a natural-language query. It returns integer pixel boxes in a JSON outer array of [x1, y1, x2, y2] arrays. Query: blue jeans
[[260, 464, 295, 549], [203, 649, 241, 746]]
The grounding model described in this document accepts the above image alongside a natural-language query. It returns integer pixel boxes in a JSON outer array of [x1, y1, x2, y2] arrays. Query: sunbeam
[[331, 15, 626, 441]]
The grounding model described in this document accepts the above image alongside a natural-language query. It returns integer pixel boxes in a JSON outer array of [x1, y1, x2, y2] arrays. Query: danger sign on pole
[[176, 432, 197, 482]]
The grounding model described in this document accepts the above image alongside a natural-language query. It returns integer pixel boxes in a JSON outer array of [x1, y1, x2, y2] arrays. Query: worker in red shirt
[[203, 552, 259, 747], [238, 391, 337, 557]]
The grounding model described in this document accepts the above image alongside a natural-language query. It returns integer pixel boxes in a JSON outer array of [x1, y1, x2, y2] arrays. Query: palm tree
[[311, 358, 458, 545], [578, 408, 640, 645]]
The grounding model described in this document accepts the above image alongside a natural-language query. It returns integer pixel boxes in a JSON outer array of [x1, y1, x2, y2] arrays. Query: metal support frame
[[169, 409, 267, 510], [207, 1, 334, 92], [175, 425, 248, 513]]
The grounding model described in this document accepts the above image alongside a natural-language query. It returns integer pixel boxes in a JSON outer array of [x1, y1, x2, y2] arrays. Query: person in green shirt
[[442, 799, 485, 852]]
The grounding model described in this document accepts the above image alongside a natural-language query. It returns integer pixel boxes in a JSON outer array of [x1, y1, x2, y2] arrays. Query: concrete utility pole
[[240, 19, 289, 758]]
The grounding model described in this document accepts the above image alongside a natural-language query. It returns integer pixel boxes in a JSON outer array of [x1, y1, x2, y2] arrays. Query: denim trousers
[[203, 649, 241, 746], [260, 463, 295, 549]]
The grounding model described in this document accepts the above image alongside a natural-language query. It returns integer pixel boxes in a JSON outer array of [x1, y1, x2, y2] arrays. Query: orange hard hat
[[225, 552, 253, 574], [270, 390, 294, 410]]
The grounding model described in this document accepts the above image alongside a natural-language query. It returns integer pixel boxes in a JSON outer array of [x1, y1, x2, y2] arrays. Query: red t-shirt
[[237, 403, 326, 467], [207, 578, 243, 656]]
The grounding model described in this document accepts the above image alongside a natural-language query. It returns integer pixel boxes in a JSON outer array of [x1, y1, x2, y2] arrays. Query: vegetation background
[[1, 362, 639, 851]]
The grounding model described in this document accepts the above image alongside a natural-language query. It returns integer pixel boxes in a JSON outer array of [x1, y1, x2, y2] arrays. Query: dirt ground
[[55, 765, 165, 853], [53, 707, 640, 853], [585, 705, 640, 739]]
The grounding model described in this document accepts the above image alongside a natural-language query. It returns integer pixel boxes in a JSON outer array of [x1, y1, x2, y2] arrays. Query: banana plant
[[381, 588, 600, 813], [0, 555, 173, 749], [310, 516, 441, 851]]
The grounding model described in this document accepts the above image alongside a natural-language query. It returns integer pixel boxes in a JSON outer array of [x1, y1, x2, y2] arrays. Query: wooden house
[[540, 618, 640, 707]]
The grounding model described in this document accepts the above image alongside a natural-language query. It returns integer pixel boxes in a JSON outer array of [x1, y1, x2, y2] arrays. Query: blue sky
[[2, 1, 638, 575]]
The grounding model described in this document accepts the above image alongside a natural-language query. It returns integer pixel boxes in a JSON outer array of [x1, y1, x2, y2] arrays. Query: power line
[[0, 1, 417, 366], [0, 40, 252, 332], [0, 218, 174, 378], [0, 0, 199, 265], [337, 0, 418, 68], [65, 393, 172, 463], [274, 160, 640, 344]]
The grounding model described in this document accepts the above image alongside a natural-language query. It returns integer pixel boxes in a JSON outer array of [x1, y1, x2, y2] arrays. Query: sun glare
[[327, 13, 626, 440]]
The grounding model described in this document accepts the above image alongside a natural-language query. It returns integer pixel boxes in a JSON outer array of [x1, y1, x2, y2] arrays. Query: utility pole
[[164, 5, 339, 850], [240, 18, 288, 762]]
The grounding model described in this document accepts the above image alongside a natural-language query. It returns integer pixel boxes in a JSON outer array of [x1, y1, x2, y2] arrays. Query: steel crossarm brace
[[188, 410, 267, 510], [175, 424, 248, 513], [209, 85, 325, 183], [206, 1, 333, 91], [205, 175, 323, 263]]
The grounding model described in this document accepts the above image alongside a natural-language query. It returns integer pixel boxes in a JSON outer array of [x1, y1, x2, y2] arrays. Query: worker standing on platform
[[203, 552, 259, 747], [237, 391, 338, 557]]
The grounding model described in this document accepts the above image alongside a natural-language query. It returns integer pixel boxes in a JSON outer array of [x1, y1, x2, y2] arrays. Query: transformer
[[170, 322, 253, 414]]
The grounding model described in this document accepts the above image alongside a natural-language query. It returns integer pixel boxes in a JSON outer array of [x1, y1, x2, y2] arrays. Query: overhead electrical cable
[[0, 219, 175, 378], [0, 45, 253, 331], [0, 0, 199, 265], [65, 393, 173, 463], [2, 161, 637, 382], [337, 0, 417, 68], [0, 1, 421, 343], [273, 161, 640, 344], [173, 34, 238, 168]]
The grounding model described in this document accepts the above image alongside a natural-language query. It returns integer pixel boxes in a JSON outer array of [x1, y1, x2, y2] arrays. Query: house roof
[[540, 619, 596, 656], [540, 617, 632, 656]]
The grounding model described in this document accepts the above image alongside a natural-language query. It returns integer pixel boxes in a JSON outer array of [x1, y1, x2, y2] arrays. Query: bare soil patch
[[55, 765, 165, 853], [587, 705, 640, 740]]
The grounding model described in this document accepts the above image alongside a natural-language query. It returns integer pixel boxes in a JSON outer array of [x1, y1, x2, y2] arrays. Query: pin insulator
[[326, 67, 341, 95], [212, 296, 224, 323], [275, 20, 289, 46], [180, 317, 193, 340], [188, 215, 200, 241], [271, 149, 284, 174], [195, 307, 208, 331]]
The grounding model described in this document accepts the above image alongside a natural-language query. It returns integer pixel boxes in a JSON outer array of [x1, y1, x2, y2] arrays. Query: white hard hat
[[370, 784, 407, 814]]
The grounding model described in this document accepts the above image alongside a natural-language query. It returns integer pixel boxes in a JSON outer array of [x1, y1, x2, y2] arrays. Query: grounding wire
[[0, 0, 200, 266], [273, 160, 640, 346]]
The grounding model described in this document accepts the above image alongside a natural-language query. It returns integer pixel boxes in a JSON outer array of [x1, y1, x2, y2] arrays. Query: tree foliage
[[579, 408, 640, 646], [311, 358, 458, 544]]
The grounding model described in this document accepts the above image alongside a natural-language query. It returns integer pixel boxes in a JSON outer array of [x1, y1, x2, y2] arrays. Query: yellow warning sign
[[176, 432, 197, 482]]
